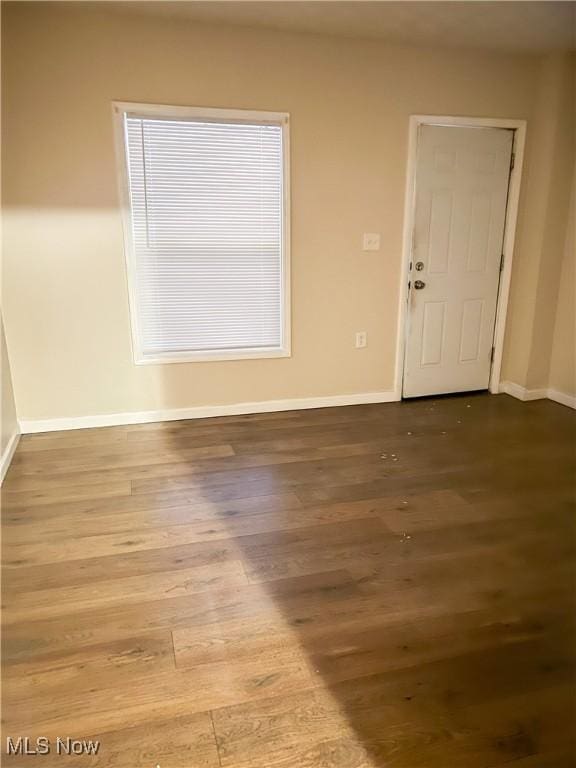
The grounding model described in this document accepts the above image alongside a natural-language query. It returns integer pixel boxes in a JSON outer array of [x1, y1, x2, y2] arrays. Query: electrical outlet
[[362, 233, 380, 251], [355, 331, 367, 348]]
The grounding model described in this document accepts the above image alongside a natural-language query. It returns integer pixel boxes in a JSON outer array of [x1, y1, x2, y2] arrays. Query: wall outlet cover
[[362, 233, 380, 251]]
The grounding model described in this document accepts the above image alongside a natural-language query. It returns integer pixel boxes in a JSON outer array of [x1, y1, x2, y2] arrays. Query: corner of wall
[[1, 314, 21, 483], [501, 52, 576, 402], [547, 157, 576, 401]]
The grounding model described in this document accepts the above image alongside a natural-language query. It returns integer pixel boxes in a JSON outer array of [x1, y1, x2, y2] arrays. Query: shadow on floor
[[161, 392, 576, 767]]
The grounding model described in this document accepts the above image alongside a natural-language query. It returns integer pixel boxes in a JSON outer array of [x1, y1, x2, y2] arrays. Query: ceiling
[[109, 1, 576, 54]]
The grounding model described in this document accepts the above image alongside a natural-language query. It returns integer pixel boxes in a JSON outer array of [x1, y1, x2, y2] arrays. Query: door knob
[[415, 261, 424, 271], [414, 280, 426, 290]]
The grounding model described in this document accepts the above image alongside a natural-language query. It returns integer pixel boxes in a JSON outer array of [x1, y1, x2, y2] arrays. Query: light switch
[[355, 331, 367, 348], [362, 233, 381, 251]]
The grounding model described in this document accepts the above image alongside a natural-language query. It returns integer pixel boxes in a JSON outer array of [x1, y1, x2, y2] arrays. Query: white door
[[403, 125, 513, 398]]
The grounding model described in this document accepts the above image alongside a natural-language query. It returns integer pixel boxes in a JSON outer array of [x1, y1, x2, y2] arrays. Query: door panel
[[421, 301, 446, 366], [466, 193, 492, 272], [428, 190, 453, 273], [459, 298, 484, 362], [403, 125, 513, 398]]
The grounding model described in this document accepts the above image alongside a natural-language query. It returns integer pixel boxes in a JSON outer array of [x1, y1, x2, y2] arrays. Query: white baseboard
[[0, 430, 21, 484], [547, 388, 576, 410], [499, 381, 548, 401], [500, 381, 576, 409], [17, 383, 575, 435], [19, 390, 399, 434]]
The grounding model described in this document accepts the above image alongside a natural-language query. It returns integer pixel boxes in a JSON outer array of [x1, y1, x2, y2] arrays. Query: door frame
[[394, 114, 527, 398]]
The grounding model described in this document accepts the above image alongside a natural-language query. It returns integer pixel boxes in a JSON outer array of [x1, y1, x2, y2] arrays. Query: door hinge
[[510, 152, 515, 171], [500, 253, 505, 272], [490, 346, 495, 363]]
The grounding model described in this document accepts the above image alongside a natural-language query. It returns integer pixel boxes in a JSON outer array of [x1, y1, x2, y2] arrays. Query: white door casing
[[403, 125, 514, 398]]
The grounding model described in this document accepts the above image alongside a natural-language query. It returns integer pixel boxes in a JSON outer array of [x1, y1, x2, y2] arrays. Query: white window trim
[[112, 101, 291, 365]]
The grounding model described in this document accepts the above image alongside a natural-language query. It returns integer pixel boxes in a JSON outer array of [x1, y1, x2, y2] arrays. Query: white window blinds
[[121, 109, 288, 361]]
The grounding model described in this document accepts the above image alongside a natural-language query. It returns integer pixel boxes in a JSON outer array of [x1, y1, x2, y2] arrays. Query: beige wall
[[549, 163, 576, 397], [1, 3, 567, 421], [1, 315, 19, 458]]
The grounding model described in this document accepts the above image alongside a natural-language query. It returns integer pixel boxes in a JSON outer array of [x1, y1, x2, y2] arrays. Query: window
[[114, 103, 290, 363]]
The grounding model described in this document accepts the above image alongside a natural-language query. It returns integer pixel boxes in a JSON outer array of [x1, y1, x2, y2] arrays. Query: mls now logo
[[6, 738, 50, 756], [56, 738, 100, 755], [6, 736, 100, 756]]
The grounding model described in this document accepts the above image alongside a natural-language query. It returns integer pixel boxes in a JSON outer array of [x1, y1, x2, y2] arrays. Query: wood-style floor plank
[[2, 559, 250, 624]]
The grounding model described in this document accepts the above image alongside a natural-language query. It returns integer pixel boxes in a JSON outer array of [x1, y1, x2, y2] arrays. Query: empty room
[[1, 1, 575, 766]]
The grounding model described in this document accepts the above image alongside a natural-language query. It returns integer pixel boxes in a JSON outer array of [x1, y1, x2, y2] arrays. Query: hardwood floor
[[1, 393, 575, 767]]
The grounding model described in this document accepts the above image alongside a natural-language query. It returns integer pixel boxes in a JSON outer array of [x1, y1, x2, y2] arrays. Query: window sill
[[134, 346, 291, 365]]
